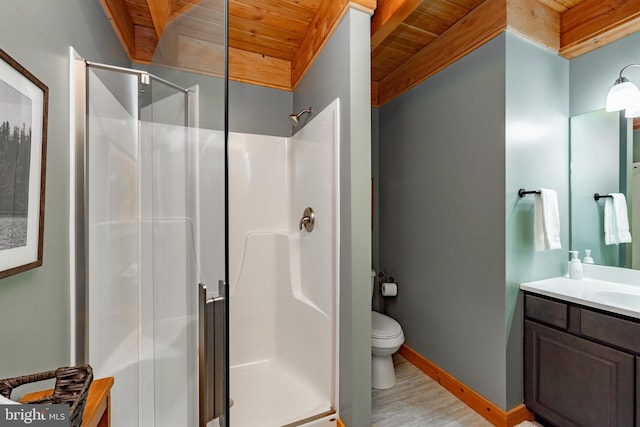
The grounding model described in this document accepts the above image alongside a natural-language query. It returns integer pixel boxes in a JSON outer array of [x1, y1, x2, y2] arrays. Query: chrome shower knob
[[299, 207, 315, 232]]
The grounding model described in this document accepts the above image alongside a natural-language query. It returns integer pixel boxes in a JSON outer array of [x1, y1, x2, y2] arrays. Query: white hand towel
[[534, 189, 561, 251], [604, 193, 632, 245]]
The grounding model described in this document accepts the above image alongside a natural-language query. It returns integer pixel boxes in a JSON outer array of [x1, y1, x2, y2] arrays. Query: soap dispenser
[[569, 251, 583, 280], [583, 249, 594, 264]]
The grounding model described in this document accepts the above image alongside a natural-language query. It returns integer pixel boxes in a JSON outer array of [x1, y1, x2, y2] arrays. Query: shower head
[[288, 107, 313, 126]]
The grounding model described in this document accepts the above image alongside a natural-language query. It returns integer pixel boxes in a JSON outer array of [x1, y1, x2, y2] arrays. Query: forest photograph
[[0, 79, 32, 251]]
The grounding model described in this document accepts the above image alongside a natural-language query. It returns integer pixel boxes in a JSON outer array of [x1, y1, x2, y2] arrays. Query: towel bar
[[518, 189, 541, 197], [594, 193, 614, 201]]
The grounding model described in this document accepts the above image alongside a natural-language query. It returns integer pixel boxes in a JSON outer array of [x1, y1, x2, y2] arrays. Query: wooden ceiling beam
[[171, 0, 203, 18], [134, 25, 158, 63], [349, 0, 378, 14], [371, 0, 424, 51], [147, 0, 176, 38], [230, 46, 292, 90], [560, 0, 640, 59], [291, 0, 349, 88], [507, 0, 560, 52], [372, 80, 379, 106], [100, 0, 136, 58], [175, 34, 292, 89]]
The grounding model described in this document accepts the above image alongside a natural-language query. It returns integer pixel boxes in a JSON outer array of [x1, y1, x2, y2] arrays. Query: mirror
[[569, 109, 637, 268]]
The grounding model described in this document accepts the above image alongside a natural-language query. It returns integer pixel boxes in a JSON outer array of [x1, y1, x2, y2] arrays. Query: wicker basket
[[0, 365, 93, 427]]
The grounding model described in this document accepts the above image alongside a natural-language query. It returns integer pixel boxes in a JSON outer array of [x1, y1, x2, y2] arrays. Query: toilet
[[371, 269, 405, 389]]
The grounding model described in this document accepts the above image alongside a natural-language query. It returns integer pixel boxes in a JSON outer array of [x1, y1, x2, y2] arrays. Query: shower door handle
[[212, 280, 226, 422], [198, 284, 210, 426], [199, 282, 227, 427]]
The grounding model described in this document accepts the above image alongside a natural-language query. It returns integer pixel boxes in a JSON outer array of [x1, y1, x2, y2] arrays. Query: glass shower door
[[142, 71, 228, 427], [147, 0, 229, 424], [79, 0, 229, 424], [140, 73, 199, 426]]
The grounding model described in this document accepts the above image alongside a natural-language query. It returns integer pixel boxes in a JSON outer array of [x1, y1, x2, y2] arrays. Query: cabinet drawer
[[525, 294, 567, 329], [581, 309, 640, 353]]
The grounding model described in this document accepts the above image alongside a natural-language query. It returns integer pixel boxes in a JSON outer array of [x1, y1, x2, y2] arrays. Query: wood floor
[[372, 354, 493, 427], [372, 355, 545, 427]]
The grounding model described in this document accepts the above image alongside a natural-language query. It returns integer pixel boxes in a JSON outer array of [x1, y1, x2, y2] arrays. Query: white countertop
[[521, 268, 640, 319]]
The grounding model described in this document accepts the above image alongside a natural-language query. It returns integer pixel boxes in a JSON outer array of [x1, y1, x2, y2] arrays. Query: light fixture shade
[[606, 80, 640, 112], [625, 103, 640, 118]]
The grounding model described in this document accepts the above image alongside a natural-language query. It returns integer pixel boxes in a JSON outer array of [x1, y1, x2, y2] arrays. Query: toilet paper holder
[[378, 269, 398, 297], [381, 282, 398, 297]]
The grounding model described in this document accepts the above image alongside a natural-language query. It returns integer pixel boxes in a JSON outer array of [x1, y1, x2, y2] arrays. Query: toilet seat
[[372, 311, 402, 339], [372, 311, 404, 349]]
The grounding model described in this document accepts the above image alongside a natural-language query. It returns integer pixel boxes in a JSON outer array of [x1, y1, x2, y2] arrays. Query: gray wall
[[0, 1, 128, 381], [504, 33, 569, 409], [294, 8, 373, 427], [378, 32, 570, 410], [140, 66, 292, 135], [229, 81, 292, 136], [379, 34, 508, 408]]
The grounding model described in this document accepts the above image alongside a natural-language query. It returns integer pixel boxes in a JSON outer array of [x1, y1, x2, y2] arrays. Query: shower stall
[[228, 99, 340, 426], [71, 2, 340, 426]]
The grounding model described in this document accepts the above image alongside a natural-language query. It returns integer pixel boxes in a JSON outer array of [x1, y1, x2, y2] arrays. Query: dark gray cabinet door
[[524, 320, 634, 427], [637, 357, 640, 427]]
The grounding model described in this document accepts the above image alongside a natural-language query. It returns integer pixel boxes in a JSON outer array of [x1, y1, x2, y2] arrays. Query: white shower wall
[[229, 99, 340, 427]]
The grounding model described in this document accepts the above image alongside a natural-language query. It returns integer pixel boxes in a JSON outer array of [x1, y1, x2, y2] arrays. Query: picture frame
[[0, 49, 48, 279]]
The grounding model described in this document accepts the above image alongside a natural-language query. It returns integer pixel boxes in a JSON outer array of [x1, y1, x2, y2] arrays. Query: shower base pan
[[230, 359, 333, 427]]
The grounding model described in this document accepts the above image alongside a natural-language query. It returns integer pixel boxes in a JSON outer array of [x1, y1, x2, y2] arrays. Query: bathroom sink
[[520, 272, 640, 320], [588, 291, 640, 311]]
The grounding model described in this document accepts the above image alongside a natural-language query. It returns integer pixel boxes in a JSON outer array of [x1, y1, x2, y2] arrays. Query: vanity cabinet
[[524, 293, 636, 427]]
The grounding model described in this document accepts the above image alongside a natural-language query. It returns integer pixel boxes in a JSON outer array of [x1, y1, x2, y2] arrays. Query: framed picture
[[0, 49, 48, 279]]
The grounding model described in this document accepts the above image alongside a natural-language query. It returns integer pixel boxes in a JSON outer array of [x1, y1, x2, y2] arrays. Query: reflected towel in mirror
[[534, 189, 561, 251], [604, 193, 632, 245]]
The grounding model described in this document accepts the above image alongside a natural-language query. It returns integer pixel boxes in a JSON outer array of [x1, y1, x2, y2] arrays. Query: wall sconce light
[[606, 64, 640, 118]]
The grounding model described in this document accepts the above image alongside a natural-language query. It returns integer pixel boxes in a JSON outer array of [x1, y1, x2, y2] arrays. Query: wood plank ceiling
[[101, 0, 376, 90], [100, 0, 640, 106]]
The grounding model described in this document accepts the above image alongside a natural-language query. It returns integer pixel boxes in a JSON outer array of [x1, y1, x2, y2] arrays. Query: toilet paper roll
[[381, 282, 397, 297]]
